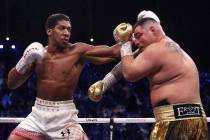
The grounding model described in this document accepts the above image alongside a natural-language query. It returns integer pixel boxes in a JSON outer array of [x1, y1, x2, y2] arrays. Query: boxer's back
[[148, 37, 201, 106], [36, 45, 84, 101]]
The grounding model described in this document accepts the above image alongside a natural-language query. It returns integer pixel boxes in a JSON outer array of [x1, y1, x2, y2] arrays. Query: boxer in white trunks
[[7, 13, 121, 140]]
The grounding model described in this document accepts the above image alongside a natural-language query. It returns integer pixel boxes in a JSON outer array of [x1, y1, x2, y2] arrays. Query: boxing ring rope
[[1, 117, 209, 140], [0, 117, 210, 123]]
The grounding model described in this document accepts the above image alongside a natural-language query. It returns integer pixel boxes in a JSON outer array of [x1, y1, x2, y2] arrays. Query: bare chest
[[36, 53, 83, 81], [149, 59, 185, 85]]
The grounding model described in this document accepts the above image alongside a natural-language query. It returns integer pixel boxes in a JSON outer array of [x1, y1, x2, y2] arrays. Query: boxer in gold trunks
[[88, 10, 209, 140], [7, 13, 120, 140]]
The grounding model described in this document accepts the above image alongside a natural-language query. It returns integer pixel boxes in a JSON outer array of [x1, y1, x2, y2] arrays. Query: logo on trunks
[[173, 104, 202, 119], [61, 128, 71, 138]]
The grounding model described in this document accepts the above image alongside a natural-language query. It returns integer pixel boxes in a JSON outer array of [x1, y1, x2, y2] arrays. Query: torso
[[146, 37, 201, 107], [35, 43, 85, 101]]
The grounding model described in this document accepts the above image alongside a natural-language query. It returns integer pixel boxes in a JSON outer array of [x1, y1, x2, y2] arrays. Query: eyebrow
[[58, 24, 71, 29]]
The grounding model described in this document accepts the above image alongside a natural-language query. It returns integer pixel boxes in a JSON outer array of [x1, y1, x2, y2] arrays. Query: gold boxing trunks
[[150, 103, 209, 140]]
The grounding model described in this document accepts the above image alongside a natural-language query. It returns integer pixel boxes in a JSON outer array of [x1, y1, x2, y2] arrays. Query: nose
[[63, 29, 70, 36]]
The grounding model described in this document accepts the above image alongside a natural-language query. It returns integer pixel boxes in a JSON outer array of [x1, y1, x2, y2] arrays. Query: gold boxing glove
[[113, 23, 133, 43], [88, 81, 104, 102]]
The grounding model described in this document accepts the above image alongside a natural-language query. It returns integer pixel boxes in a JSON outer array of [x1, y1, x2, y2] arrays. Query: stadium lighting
[[11, 45, 16, 49], [6, 37, 10, 41], [90, 38, 94, 42]]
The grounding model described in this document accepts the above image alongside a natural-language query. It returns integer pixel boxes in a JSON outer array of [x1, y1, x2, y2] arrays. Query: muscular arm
[[122, 46, 161, 82], [80, 42, 121, 58], [87, 22, 133, 59], [7, 65, 34, 89], [82, 56, 117, 65], [87, 48, 140, 95]]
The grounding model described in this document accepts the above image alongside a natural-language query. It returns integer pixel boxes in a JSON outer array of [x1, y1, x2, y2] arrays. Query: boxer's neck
[[47, 44, 69, 54]]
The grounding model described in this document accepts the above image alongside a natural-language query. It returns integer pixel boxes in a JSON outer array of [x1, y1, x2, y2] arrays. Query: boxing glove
[[88, 81, 104, 102], [16, 42, 45, 74], [113, 23, 133, 44], [88, 73, 117, 102]]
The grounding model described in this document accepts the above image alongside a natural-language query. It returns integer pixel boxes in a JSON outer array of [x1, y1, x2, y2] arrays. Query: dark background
[[0, 0, 210, 70]]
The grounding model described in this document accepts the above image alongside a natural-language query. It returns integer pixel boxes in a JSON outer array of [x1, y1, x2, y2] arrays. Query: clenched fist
[[88, 81, 104, 102], [113, 23, 133, 43]]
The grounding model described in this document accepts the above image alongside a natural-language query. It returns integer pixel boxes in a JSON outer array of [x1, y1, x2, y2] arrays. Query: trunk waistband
[[153, 103, 206, 122], [34, 97, 76, 111]]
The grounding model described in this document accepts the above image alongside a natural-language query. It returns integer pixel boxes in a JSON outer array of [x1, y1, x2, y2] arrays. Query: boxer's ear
[[47, 28, 52, 36]]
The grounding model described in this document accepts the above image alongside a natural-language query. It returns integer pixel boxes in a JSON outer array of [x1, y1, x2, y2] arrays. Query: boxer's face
[[49, 20, 71, 48], [133, 25, 154, 50]]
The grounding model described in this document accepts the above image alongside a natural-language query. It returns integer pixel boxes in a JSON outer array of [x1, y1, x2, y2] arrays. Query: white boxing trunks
[[10, 98, 88, 140]]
